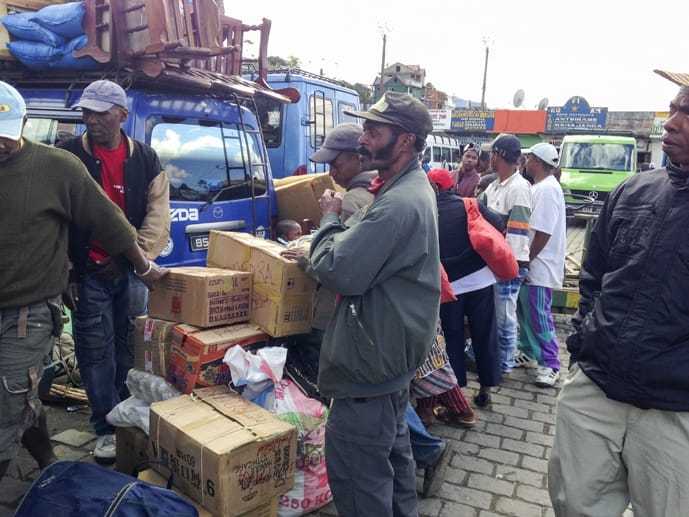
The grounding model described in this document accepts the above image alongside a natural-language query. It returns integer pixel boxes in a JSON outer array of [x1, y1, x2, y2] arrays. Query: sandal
[[433, 406, 476, 428]]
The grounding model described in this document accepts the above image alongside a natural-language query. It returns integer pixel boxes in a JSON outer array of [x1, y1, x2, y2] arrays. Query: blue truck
[[1, 0, 292, 267]]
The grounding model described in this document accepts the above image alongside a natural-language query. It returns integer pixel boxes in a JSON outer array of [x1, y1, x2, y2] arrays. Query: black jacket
[[568, 164, 689, 411], [58, 132, 165, 280], [437, 190, 504, 282]]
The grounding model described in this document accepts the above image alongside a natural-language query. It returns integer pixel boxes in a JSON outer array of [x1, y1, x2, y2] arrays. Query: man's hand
[[280, 248, 306, 261], [136, 262, 169, 291], [62, 282, 79, 312], [318, 189, 343, 216]]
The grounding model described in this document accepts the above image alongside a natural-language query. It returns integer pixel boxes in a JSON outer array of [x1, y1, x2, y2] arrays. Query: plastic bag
[[274, 379, 332, 516], [223, 346, 287, 410]]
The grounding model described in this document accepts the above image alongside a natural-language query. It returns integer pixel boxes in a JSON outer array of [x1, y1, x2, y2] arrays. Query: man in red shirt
[[58, 80, 170, 463]]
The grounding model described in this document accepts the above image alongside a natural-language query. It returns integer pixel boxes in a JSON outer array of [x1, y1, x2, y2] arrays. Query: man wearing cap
[[57, 79, 170, 463], [308, 92, 440, 515], [475, 134, 531, 404], [0, 80, 166, 481], [513, 143, 565, 388]]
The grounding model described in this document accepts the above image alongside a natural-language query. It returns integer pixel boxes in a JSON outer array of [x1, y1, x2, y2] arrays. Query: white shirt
[[528, 175, 566, 288]]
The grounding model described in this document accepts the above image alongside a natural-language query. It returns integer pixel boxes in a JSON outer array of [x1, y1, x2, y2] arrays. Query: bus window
[[310, 93, 333, 148], [150, 117, 268, 203], [254, 96, 282, 148], [23, 118, 82, 146]]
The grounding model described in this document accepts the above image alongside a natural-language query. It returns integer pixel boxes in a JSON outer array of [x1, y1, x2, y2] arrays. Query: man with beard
[[453, 143, 481, 197], [548, 84, 689, 515], [309, 92, 440, 516]]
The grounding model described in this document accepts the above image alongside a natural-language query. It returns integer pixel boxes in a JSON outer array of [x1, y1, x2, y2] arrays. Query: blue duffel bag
[[14, 460, 198, 516]]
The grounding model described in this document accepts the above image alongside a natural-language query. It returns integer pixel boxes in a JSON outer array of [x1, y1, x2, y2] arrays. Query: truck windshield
[[150, 117, 267, 202], [560, 142, 635, 172]]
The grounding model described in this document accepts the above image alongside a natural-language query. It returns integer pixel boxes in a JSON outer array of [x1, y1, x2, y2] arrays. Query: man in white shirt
[[513, 143, 566, 387]]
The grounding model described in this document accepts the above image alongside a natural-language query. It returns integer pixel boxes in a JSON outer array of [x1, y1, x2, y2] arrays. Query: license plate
[[189, 233, 209, 251]]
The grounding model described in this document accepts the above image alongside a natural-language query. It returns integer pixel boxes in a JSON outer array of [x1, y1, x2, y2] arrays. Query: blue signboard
[[546, 97, 607, 132], [451, 110, 496, 131]]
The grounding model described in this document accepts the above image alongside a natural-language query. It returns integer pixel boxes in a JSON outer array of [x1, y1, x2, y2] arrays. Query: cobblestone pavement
[[0, 315, 633, 517]]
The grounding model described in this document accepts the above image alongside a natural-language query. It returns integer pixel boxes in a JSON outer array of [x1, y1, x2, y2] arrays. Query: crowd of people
[[3, 75, 689, 516]]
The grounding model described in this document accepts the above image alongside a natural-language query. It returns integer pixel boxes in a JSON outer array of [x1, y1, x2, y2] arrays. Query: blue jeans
[[407, 403, 444, 469], [494, 266, 528, 373], [73, 269, 147, 436]]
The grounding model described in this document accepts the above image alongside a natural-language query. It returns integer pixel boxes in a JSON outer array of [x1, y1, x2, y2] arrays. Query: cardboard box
[[251, 286, 315, 338], [115, 426, 151, 476], [206, 232, 316, 337], [149, 386, 297, 517], [133, 316, 176, 376], [274, 173, 336, 224], [166, 322, 270, 394], [139, 469, 278, 517], [148, 267, 252, 328]]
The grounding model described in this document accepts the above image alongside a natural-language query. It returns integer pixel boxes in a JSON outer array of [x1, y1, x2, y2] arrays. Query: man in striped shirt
[[476, 134, 531, 405]]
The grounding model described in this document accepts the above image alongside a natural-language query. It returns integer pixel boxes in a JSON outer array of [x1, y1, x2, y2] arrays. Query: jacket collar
[[81, 129, 134, 158]]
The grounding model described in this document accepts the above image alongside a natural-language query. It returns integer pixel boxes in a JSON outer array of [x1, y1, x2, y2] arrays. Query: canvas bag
[[462, 198, 519, 282], [14, 460, 198, 517]]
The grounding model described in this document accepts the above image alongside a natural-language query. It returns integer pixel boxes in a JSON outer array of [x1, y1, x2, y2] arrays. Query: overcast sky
[[226, 0, 686, 112]]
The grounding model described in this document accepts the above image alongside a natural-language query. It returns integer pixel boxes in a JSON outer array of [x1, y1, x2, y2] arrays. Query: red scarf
[[367, 176, 385, 195]]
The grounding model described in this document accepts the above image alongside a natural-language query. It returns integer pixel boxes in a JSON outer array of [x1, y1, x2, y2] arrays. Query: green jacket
[[310, 160, 441, 398]]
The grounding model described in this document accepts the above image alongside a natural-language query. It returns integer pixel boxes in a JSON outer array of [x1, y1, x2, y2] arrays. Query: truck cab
[[1, 0, 292, 267], [558, 133, 637, 215], [247, 68, 360, 178]]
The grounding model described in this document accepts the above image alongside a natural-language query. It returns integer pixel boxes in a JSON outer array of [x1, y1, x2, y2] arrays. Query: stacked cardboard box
[[166, 322, 270, 394], [274, 172, 338, 225], [133, 316, 176, 377], [206, 231, 316, 337], [150, 386, 297, 517], [148, 267, 252, 328]]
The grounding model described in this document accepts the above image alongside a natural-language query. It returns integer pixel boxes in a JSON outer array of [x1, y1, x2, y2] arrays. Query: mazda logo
[[588, 191, 599, 200]]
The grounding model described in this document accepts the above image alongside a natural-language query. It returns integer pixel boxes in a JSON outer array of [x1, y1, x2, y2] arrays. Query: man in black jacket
[[58, 80, 169, 464], [548, 84, 689, 515]]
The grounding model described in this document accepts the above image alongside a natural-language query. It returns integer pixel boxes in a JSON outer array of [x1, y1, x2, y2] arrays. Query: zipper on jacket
[[349, 303, 375, 347]]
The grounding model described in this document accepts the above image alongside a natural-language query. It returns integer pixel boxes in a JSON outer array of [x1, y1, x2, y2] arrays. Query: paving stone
[[495, 465, 545, 489], [467, 472, 516, 497], [418, 496, 443, 516], [478, 448, 520, 467], [521, 455, 549, 473], [51, 428, 96, 447], [440, 501, 478, 517], [501, 438, 546, 459], [463, 430, 502, 449], [525, 431, 554, 448], [503, 416, 546, 434], [444, 464, 469, 485], [439, 485, 493, 511], [458, 455, 496, 476], [490, 403, 530, 419], [495, 495, 546, 516], [515, 484, 552, 506], [52, 444, 92, 462], [497, 387, 536, 401], [530, 411, 557, 425], [484, 422, 525, 440]]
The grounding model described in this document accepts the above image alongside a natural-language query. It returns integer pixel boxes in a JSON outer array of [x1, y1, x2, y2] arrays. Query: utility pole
[[481, 36, 493, 111], [378, 23, 390, 100]]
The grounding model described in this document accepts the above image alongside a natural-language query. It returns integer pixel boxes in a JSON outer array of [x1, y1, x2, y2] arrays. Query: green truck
[[558, 133, 638, 216]]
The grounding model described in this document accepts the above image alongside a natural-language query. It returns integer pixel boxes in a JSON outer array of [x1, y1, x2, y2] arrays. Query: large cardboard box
[[115, 426, 151, 476], [206, 232, 316, 337], [166, 322, 270, 394], [133, 316, 176, 376], [149, 386, 297, 517], [139, 469, 278, 517], [148, 267, 252, 328], [274, 173, 336, 224]]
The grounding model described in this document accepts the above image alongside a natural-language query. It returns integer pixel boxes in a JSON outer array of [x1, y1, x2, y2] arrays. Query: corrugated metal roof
[[654, 69, 689, 87]]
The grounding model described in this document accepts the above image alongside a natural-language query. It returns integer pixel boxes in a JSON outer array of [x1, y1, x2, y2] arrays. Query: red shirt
[[89, 139, 127, 262]]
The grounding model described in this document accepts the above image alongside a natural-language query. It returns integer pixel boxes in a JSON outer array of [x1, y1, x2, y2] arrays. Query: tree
[[267, 55, 300, 69], [348, 82, 374, 107]]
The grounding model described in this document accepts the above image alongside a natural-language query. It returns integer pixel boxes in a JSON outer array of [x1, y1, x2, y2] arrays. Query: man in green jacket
[[309, 92, 440, 516], [0, 80, 166, 481]]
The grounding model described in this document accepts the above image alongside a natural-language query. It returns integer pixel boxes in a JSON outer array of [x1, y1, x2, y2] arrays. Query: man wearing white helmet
[[512, 143, 566, 387]]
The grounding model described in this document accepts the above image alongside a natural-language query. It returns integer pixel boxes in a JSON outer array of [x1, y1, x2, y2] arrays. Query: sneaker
[[422, 443, 454, 498], [513, 350, 538, 368], [535, 366, 559, 387], [94, 434, 116, 464]]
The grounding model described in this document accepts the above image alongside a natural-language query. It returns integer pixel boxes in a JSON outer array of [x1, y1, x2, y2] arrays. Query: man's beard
[[357, 137, 397, 168]]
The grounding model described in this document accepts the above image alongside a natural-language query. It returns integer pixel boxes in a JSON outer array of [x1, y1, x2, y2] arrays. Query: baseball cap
[[309, 123, 362, 163], [0, 81, 26, 140], [490, 133, 522, 163], [529, 142, 559, 167], [427, 168, 454, 191], [344, 92, 433, 140], [72, 80, 128, 112]]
